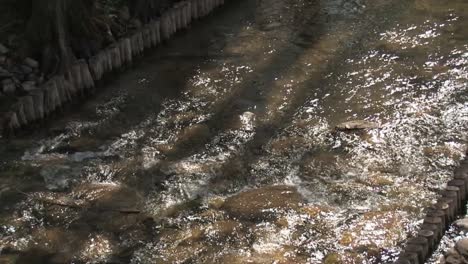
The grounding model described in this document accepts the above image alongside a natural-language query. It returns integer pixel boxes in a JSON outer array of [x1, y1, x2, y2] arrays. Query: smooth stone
[[22, 81, 36, 92], [0, 43, 9, 54], [20, 65, 33, 75], [0, 67, 12, 79], [24, 57, 39, 68], [2, 78, 15, 94], [335, 120, 379, 131], [222, 185, 303, 220]]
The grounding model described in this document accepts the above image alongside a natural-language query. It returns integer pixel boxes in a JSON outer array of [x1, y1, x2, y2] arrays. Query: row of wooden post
[[1, 0, 226, 136], [395, 158, 468, 263]]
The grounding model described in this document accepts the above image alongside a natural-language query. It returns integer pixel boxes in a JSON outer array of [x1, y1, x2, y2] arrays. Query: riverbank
[[0, 0, 226, 137]]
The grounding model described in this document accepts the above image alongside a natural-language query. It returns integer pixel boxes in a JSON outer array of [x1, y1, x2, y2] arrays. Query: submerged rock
[[222, 185, 304, 220], [455, 239, 468, 259], [442, 246, 466, 264], [0, 43, 9, 54], [438, 237, 468, 264], [335, 120, 379, 131], [40, 165, 81, 191]]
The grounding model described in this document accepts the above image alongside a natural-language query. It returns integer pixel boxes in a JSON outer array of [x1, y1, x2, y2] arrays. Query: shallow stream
[[1, 0, 468, 263]]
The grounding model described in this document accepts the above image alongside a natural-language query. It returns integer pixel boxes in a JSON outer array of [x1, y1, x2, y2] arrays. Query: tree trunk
[[24, 0, 99, 76]]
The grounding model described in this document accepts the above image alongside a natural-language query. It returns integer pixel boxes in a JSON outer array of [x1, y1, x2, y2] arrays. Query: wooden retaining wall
[[0, 0, 226, 136], [395, 156, 468, 263]]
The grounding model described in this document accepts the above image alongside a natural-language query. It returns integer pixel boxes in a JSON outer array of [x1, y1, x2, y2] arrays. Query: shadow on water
[[2, 0, 468, 263], [155, 0, 414, 193]]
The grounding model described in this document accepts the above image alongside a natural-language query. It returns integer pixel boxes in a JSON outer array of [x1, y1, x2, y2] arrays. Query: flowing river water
[[1, 0, 468, 263]]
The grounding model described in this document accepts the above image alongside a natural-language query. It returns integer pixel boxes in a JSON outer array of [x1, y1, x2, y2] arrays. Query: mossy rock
[[323, 253, 342, 264]]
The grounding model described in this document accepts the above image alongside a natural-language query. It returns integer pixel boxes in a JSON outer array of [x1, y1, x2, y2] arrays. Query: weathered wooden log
[[439, 197, 456, 223], [160, 12, 171, 40], [155, 20, 161, 44], [426, 209, 447, 229], [200, 0, 208, 17], [30, 89, 44, 120], [407, 237, 429, 261], [107, 46, 121, 72], [63, 77, 75, 102], [118, 39, 127, 65], [213, 0, 218, 10], [79, 59, 95, 91], [65, 69, 78, 98], [137, 30, 145, 53], [2, 112, 20, 136], [443, 186, 461, 213], [71, 63, 84, 96], [180, 2, 188, 29], [131, 31, 144, 55], [55, 75, 72, 103], [97, 50, 108, 76], [50, 76, 66, 105], [148, 21, 158, 47], [431, 201, 452, 226], [131, 33, 140, 56], [170, 8, 177, 34], [198, 0, 205, 17], [423, 217, 444, 241], [191, 0, 199, 20], [115, 45, 123, 69], [185, 1, 192, 26], [43, 80, 60, 114], [142, 26, 152, 49], [104, 48, 114, 73], [51, 80, 61, 110], [204, 0, 209, 16], [116, 40, 126, 66], [12, 101, 27, 126], [207, 0, 213, 13], [420, 223, 442, 242], [20, 96, 36, 123], [123, 38, 133, 64], [174, 4, 183, 31], [100, 50, 110, 74], [88, 55, 103, 81], [9, 112, 20, 131], [448, 179, 467, 204], [418, 230, 436, 254]]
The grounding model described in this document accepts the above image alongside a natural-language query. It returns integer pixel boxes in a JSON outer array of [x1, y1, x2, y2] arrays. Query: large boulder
[[443, 248, 464, 264], [442, 239, 468, 264], [222, 185, 304, 221], [455, 239, 468, 259]]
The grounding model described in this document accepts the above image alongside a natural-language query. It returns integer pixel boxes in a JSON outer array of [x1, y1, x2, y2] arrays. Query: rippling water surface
[[1, 0, 468, 263]]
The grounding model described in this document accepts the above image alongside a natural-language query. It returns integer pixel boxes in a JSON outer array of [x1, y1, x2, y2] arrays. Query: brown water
[[1, 0, 468, 263]]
